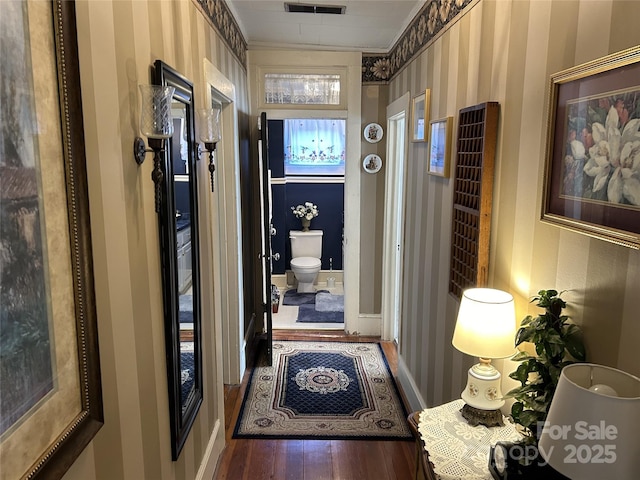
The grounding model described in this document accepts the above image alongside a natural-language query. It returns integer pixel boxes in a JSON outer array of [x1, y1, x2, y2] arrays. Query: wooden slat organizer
[[448, 102, 500, 300]]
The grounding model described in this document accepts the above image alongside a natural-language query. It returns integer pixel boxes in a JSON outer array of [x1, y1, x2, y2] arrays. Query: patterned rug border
[[232, 341, 412, 441]]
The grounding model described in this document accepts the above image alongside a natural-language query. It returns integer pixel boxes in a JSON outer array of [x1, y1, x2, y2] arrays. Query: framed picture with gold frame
[[541, 46, 640, 249], [0, 1, 103, 478], [411, 89, 431, 142], [427, 117, 453, 177]]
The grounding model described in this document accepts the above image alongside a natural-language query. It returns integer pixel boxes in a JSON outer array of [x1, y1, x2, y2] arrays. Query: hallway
[[213, 332, 416, 479]]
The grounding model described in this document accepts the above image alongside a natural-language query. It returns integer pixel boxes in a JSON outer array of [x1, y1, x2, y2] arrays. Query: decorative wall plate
[[364, 123, 383, 143], [363, 154, 382, 174]]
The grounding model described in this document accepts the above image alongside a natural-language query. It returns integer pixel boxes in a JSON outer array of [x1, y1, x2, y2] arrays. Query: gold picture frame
[[0, 1, 103, 478], [427, 117, 453, 177], [541, 46, 640, 249], [411, 89, 431, 142]]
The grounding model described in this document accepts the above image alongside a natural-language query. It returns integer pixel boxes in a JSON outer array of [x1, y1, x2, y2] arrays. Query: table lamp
[[538, 363, 640, 479], [452, 288, 516, 427]]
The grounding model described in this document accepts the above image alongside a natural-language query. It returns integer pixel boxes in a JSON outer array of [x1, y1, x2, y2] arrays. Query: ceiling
[[226, 0, 425, 53]]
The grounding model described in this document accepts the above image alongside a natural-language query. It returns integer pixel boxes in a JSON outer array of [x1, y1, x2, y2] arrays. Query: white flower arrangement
[[291, 202, 319, 220]]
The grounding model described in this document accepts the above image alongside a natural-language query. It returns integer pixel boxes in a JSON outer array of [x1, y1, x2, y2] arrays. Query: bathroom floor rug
[[282, 289, 329, 306], [296, 304, 343, 323]]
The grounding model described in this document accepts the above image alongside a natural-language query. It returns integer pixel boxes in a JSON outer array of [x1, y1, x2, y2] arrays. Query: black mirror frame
[[153, 59, 202, 460]]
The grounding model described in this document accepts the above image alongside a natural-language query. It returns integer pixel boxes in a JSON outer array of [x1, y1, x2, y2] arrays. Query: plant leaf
[[518, 410, 542, 429], [520, 315, 534, 326], [515, 327, 534, 346], [510, 362, 531, 384], [563, 324, 586, 361], [511, 351, 534, 362]]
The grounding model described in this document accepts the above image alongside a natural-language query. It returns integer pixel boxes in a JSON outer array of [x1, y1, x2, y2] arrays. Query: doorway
[[263, 117, 346, 331], [381, 93, 410, 343]]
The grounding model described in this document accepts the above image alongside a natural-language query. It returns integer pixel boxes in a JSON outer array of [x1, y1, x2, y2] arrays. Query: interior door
[[258, 112, 274, 365], [382, 93, 409, 343]]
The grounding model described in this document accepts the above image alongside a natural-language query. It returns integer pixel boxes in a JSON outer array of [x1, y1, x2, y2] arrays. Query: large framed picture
[[427, 117, 453, 177], [411, 89, 431, 142], [542, 46, 640, 249], [0, 1, 103, 478]]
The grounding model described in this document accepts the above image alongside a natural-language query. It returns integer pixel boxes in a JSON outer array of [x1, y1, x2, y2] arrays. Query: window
[[284, 119, 345, 176], [264, 73, 341, 106]]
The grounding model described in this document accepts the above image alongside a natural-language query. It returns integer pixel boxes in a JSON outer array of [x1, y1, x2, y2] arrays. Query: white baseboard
[[195, 419, 225, 480], [397, 353, 426, 412], [271, 274, 288, 290], [271, 271, 345, 291], [345, 313, 381, 336]]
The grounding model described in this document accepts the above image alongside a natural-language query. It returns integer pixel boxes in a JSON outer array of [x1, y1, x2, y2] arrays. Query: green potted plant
[[506, 289, 586, 444], [489, 290, 586, 479]]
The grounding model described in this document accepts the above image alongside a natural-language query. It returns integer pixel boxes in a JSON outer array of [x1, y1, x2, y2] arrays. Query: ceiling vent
[[284, 3, 346, 15]]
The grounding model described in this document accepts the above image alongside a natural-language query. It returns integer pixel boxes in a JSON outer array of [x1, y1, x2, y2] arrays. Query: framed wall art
[[0, 1, 103, 478], [542, 46, 640, 249], [411, 89, 431, 142], [427, 117, 453, 177]]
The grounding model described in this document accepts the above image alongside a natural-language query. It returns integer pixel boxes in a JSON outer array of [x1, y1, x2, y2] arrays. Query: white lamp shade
[[538, 363, 640, 479], [452, 288, 516, 359]]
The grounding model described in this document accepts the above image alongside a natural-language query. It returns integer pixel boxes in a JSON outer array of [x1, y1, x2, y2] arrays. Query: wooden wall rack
[[448, 102, 500, 300]]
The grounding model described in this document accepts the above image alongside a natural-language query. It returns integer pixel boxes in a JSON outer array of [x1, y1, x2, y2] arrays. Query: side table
[[408, 411, 438, 480], [410, 399, 521, 480]]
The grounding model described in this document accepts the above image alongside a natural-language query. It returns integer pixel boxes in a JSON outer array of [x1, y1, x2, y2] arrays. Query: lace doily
[[418, 399, 522, 480]]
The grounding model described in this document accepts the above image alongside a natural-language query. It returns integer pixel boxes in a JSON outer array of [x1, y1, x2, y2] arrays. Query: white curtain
[[264, 74, 340, 105], [284, 119, 345, 175]]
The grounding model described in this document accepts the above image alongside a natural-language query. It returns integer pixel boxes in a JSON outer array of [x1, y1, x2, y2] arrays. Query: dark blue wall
[[268, 120, 344, 274]]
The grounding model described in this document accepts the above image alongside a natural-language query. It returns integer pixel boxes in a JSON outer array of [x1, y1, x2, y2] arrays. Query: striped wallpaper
[[66, 1, 249, 479], [389, 0, 640, 409]]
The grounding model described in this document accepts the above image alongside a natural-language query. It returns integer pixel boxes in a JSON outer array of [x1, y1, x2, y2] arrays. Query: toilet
[[289, 230, 323, 293]]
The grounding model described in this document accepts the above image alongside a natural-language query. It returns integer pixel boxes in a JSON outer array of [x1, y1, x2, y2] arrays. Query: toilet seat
[[291, 256, 321, 269]]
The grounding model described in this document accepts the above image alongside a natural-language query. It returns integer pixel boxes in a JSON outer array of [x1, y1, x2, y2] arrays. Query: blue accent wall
[[268, 120, 344, 274]]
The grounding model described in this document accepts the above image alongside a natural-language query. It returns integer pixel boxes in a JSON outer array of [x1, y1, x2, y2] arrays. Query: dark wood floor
[[213, 331, 417, 480]]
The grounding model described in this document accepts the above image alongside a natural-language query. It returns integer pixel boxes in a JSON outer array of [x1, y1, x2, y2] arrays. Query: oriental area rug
[[233, 341, 412, 440]]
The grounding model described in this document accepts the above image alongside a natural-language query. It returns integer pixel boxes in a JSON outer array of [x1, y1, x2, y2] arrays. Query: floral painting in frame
[[542, 46, 640, 249]]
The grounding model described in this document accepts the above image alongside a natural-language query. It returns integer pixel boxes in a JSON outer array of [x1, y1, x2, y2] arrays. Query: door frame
[[381, 92, 410, 342], [257, 108, 360, 336], [203, 60, 245, 384]]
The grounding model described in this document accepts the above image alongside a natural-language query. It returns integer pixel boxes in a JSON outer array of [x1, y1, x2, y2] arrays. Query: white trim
[[203, 59, 245, 384], [345, 314, 382, 336], [270, 176, 345, 184], [257, 109, 348, 120], [397, 354, 427, 412], [247, 50, 361, 338], [342, 60, 362, 336], [195, 419, 225, 480], [381, 92, 410, 342]]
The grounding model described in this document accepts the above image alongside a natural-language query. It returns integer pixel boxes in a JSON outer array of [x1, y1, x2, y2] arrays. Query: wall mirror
[[153, 60, 202, 460]]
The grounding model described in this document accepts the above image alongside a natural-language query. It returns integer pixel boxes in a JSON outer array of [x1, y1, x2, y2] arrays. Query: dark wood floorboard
[[213, 331, 417, 480]]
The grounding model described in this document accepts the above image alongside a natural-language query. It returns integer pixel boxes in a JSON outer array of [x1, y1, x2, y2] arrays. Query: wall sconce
[[134, 84, 175, 212], [197, 107, 221, 192]]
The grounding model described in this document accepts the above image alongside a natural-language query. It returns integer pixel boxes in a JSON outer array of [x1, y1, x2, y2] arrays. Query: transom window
[[264, 73, 341, 105]]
